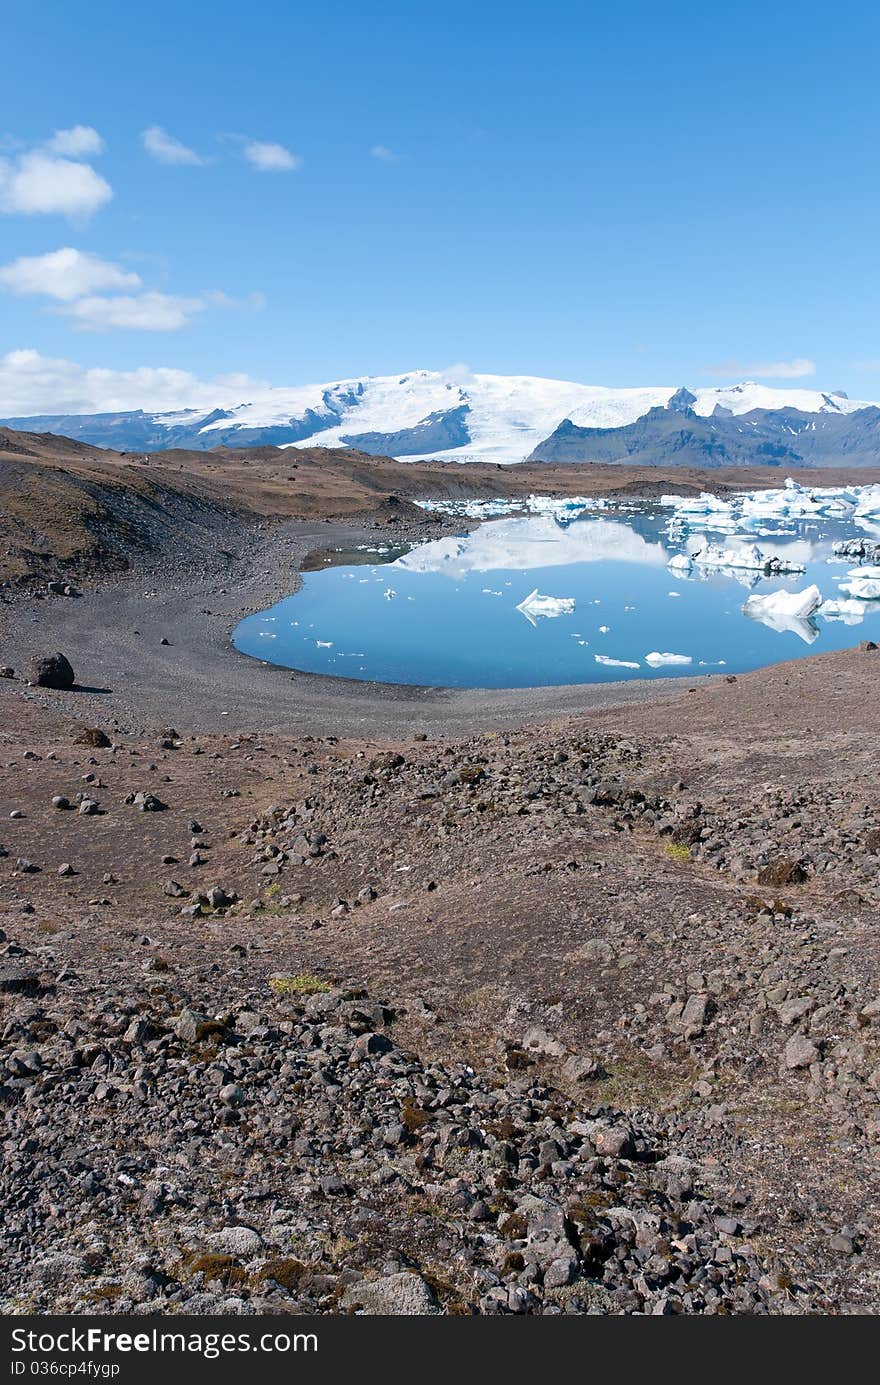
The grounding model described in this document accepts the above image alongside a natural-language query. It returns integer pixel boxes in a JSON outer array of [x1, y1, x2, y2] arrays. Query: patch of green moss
[[268, 973, 332, 996]]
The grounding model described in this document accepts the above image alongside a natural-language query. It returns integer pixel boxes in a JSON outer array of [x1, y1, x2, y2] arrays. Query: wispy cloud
[[243, 140, 301, 172], [370, 144, 400, 163], [46, 125, 105, 158], [704, 357, 816, 380], [141, 125, 205, 166], [0, 247, 140, 301], [56, 291, 212, 331], [0, 148, 112, 220], [0, 244, 261, 332], [0, 348, 270, 415]]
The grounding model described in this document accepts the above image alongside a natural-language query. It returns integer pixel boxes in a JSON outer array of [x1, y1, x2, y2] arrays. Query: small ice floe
[[692, 542, 805, 574], [838, 566, 880, 600], [481, 588, 503, 596], [698, 659, 727, 667], [515, 588, 576, 626], [598, 624, 610, 633], [742, 584, 822, 643], [316, 640, 333, 648], [383, 587, 397, 600], [820, 598, 878, 625], [595, 654, 640, 670], [644, 651, 692, 667], [667, 552, 693, 572], [667, 591, 681, 598]]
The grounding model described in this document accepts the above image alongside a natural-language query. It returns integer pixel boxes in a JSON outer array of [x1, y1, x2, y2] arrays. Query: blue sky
[[1, 0, 879, 413]]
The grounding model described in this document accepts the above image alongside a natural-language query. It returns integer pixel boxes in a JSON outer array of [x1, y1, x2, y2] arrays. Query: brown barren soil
[[0, 428, 878, 1315]]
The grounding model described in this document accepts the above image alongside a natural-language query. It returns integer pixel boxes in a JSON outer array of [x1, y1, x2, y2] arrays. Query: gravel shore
[[0, 515, 707, 737]]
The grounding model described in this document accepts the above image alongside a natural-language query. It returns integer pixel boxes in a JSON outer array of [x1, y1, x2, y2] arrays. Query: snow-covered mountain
[[4, 369, 880, 467]]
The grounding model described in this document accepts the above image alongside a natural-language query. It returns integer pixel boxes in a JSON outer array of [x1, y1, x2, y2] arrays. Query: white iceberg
[[594, 654, 640, 670], [692, 542, 805, 574], [742, 584, 822, 644], [839, 576, 880, 600], [383, 587, 397, 600], [645, 651, 693, 667], [662, 479, 880, 541], [820, 597, 880, 625], [667, 552, 693, 572], [838, 566, 880, 600], [515, 588, 576, 626]]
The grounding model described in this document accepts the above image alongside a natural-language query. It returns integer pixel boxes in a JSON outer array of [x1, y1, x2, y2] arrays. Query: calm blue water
[[232, 503, 880, 688]]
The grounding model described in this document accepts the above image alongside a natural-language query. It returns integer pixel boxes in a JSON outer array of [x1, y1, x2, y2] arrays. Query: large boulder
[[29, 652, 75, 690], [340, 1271, 440, 1315]]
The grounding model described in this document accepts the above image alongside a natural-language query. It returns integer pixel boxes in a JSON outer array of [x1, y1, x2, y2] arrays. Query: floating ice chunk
[[742, 584, 822, 644], [667, 591, 681, 597], [594, 654, 640, 669], [744, 584, 822, 620], [667, 552, 692, 572], [820, 597, 880, 625], [481, 587, 503, 596], [692, 542, 804, 574], [515, 588, 576, 626], [839, 574, 880, 599], [644, 651, 693, 667], [383, 587, 397, 600], [598, 624, 610, 633], [316, 640, 333, 648]]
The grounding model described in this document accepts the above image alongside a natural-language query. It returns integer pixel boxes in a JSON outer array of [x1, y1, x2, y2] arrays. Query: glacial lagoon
[[233, 482, 880, 689]]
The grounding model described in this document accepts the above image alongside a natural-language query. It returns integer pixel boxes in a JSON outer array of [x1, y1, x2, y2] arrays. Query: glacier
[[6, 369, 880, 466]]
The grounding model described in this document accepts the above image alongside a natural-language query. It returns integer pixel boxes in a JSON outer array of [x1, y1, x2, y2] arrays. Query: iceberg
[[692, 542, 805, 574], [839, 575, 880, 600], [820, 597, 880, 625], [742, 584, 822, 644], [515, 588, 576, 626], [838, 566, 880, 600], [667, 552, 692, 572], [594, 654, 640, 670], [645, 651, 693, 667], [662, 479, 880, 540]]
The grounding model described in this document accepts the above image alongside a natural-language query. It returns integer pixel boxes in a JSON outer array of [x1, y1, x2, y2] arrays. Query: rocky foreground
[[1, 650, 879, 1315]]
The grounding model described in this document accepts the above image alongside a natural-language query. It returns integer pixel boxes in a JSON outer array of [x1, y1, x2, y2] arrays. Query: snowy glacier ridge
[[5, 369, 880, 467]]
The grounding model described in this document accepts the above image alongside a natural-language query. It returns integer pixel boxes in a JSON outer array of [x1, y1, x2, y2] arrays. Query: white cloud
[[47, 125, 105, 158], [0, 247, 141, 301], [243, 140, 300, 172], [370, 144, 400, 163], [52, 286, 264, 331], [56, 291, 215, 331], [707, 357, 816, 380], [0, 348, 270, 416], [141, 125, 205, 166], [0, 151, 112, 219]]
